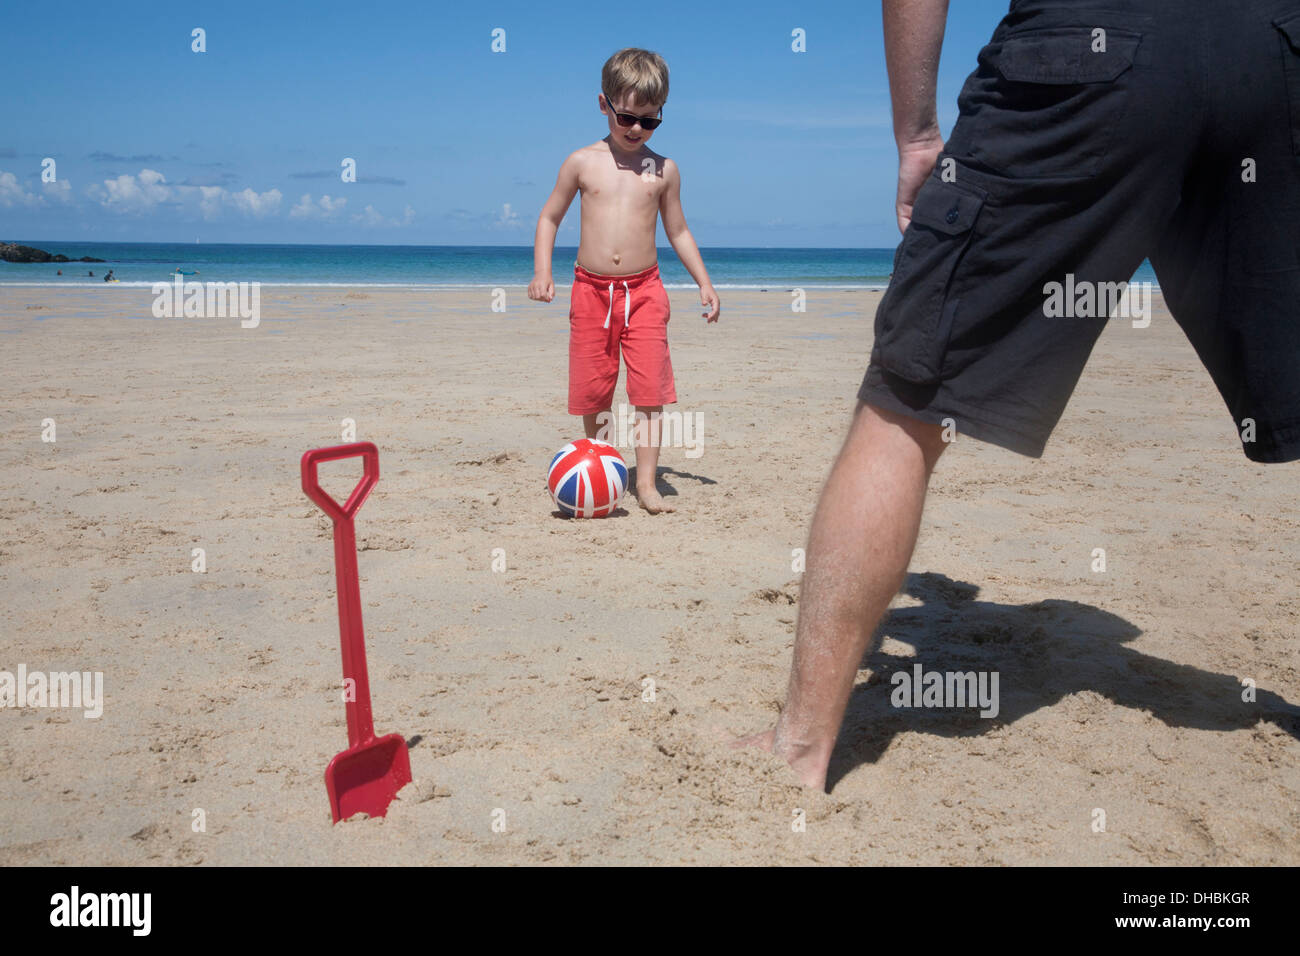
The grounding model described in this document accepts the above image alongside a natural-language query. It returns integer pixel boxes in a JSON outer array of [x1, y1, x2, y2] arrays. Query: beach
[[0, 283, 1296, 865]]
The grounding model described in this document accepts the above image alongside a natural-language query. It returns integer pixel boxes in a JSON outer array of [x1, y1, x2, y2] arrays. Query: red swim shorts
[[568, 262, 677, 415]]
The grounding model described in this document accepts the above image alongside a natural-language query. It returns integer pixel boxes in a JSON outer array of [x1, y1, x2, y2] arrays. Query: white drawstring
[[601, 280, 632, 329]]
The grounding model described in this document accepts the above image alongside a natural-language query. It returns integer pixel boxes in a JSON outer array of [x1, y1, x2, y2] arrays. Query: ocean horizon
[[0, 241, 1160, 291]]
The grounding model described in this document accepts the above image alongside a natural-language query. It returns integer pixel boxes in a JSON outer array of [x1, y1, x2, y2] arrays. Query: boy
[[528, 47, 720, 514]]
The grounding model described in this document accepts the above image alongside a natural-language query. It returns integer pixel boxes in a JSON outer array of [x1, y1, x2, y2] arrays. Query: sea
[[0, 242, 1159, 290]]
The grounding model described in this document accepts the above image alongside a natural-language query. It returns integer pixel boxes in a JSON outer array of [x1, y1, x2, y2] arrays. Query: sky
[[1, 0, 1012, 248]]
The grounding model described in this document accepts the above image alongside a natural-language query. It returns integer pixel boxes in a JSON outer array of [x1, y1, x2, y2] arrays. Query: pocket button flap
[[997, 30, 1141, 84], [911, 183, 983, 236]]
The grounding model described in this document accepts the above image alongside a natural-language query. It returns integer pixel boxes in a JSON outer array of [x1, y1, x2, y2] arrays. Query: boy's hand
[[528, 275, 555, 302], [700, 284, 720, 323]]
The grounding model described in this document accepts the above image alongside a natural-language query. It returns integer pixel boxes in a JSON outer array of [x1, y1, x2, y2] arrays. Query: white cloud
[[290, 193, 347, 220], [42, 178, 73, 202], [86, 168, 282, 219], [92, 168, 173, 212], [0, 170, 44, 208], [225, 187, 282, 218], [199, 185, 224, 219], [13, 166, 390, 225], [495, 202, 521, 228], [353, 204, 385, 227], [350, 203, 415, 228]]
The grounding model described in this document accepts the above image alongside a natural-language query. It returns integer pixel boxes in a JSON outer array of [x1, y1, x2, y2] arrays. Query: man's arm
[[528, 154, 581, 302], [882, 0, 950, 232], [659, 159, 720, 322]]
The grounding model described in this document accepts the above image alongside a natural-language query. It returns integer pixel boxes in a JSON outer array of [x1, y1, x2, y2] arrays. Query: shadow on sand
[[826, 571, 1300, 790], [626, 465, 717, 502]]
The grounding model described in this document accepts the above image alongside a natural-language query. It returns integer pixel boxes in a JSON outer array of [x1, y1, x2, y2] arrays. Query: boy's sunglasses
[[602, 91, 663, 130]]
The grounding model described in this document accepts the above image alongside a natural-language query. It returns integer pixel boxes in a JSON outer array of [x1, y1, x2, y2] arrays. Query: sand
[[0, 282, 1296, 865]]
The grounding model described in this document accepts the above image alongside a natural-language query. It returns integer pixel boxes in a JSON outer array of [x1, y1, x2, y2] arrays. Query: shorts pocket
[[1276, 14, 1300, 162], [952, 27, 1141, 178], [873, 177, 987, 385]]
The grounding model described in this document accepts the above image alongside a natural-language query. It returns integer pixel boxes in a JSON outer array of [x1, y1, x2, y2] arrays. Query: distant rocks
[[0, 242, 105, 264]]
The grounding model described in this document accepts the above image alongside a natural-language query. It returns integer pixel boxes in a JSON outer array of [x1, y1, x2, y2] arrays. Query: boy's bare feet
[[632, 405, 673, 513], [636, 480, 675, 514]]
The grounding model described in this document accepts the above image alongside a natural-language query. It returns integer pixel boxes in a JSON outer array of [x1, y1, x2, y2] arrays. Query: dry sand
[[0, 283, 1296, 865]]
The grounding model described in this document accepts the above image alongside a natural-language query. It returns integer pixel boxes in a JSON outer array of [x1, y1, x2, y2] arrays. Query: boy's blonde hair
[[602, 48, 669, 109]]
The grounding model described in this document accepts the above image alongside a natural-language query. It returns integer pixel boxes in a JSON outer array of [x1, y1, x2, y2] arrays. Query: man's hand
[[528, 275, 555, 302], [896, 134, 945, 234], [700, 284, 720, 322]]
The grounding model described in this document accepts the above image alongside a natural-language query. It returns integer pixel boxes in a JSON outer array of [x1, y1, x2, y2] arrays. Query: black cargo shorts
[[860, 0, 1300, 463]]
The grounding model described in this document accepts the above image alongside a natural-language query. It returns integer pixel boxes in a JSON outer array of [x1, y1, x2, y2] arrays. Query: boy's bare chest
[[580, 166, 666, 210]]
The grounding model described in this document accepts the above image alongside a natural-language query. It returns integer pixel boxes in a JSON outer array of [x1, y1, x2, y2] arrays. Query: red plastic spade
[[301, 442, 411, 823]]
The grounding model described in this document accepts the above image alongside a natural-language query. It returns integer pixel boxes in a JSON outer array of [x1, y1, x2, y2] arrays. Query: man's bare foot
[[636, 483, 675, 514], [731, 726, 829, 790]]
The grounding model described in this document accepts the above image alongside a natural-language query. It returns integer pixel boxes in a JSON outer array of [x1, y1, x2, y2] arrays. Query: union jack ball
[[547, 438, 628, 518]]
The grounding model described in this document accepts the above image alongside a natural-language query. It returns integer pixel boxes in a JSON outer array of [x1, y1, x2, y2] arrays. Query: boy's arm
[[528, 153, 581, 302], [659, 159, 720, 322]]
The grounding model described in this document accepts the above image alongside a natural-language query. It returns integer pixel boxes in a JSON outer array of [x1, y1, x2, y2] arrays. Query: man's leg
[[735, 400, 947, 789]]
